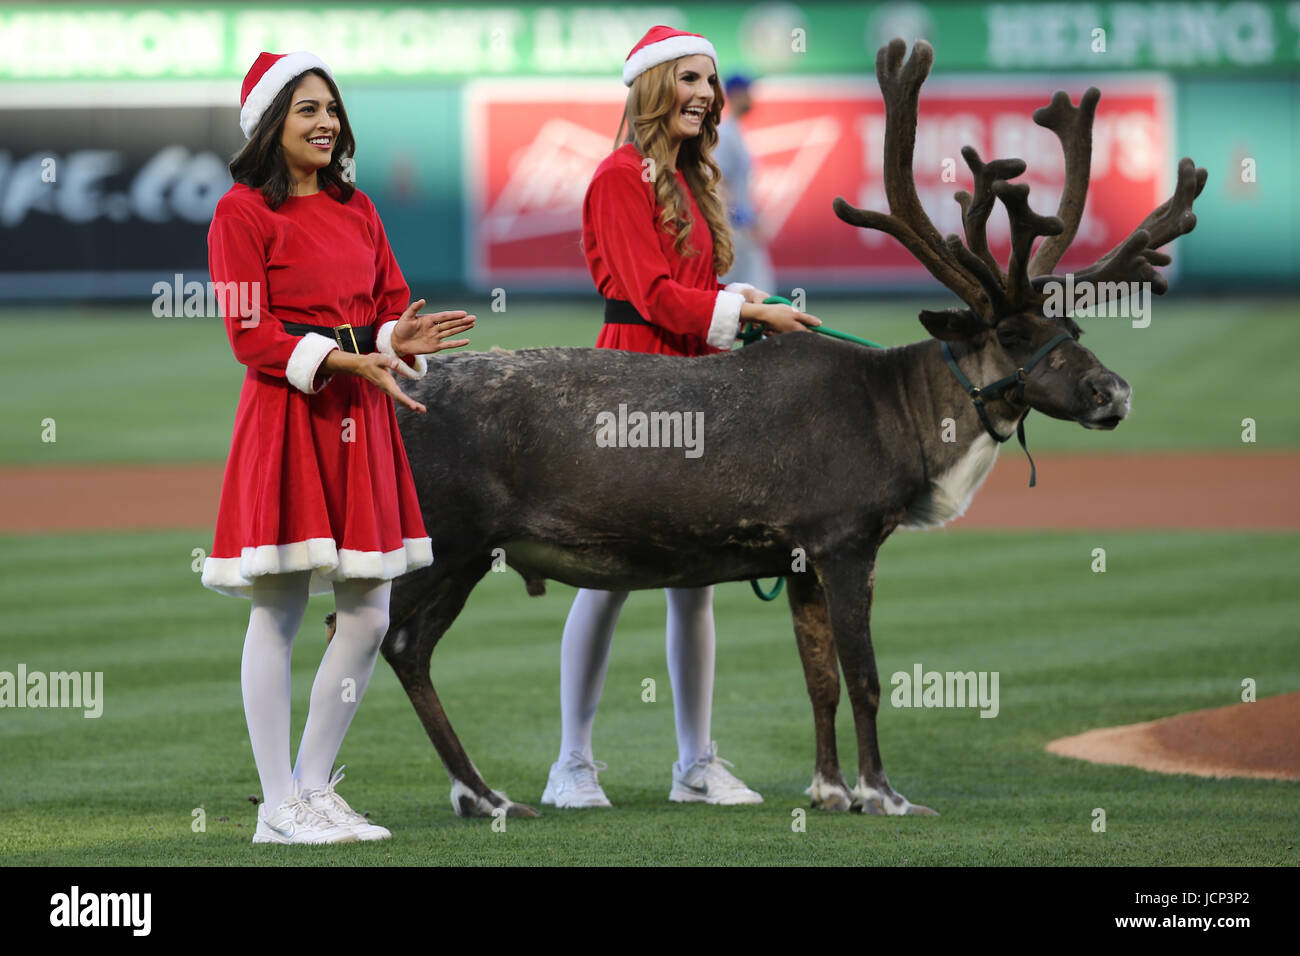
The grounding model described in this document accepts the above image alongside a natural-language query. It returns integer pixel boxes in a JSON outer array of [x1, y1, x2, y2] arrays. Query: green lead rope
[[737, 295, 886, 349], [740, 297, 885, 601]]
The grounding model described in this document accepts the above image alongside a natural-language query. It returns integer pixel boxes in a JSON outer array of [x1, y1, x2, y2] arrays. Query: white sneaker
[[302, 766, 392, 841], [540, 751, 612, 808], [669, 742, 763, 805], [252, 782, 359, 844]]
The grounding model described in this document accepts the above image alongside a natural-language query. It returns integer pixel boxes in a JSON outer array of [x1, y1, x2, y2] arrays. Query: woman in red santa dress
[[201, 51, 476, 844], [541, 26, 821, 809]]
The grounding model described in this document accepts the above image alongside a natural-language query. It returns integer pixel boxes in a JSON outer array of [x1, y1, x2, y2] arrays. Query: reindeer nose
[[1085, 372, 1132, 423]]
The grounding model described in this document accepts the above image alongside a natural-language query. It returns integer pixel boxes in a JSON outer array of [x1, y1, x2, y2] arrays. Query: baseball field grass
[[0, 526, 1296, 866], [1, 298, 1296, 866], [2, 296, 1298, 466]]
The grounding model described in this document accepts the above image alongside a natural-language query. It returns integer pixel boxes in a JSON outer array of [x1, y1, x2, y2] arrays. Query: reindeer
[[359, 39, 1204, 819]]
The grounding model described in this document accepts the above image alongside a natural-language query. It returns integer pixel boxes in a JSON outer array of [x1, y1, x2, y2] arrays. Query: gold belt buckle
[[333, 323, 359, 353]]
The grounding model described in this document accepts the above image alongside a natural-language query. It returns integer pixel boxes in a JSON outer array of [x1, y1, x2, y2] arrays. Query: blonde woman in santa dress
[[542, 27, 819, 809]]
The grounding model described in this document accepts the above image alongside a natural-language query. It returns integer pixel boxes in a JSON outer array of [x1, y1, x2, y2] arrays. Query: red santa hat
[[239, 51, 334, 139], [622, 25, 718, 87]]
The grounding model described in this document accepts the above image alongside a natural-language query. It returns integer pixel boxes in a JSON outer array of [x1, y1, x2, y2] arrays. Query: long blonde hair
[[614, 58, 734, 276]]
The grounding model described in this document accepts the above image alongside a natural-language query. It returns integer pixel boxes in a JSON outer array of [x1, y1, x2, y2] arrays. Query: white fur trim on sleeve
[[725, 282, 756, 299], [377, 320, 429, 380], [707, 290, 745, 349], [285, 332, 339, 394]]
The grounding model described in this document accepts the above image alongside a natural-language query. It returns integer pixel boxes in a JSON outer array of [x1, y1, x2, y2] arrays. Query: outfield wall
[[0, 1, 1295, 299]]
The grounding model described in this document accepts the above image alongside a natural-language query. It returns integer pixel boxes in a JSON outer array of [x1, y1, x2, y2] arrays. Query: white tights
[[559, 587, 716, 770], [240, 570, 391, 809]]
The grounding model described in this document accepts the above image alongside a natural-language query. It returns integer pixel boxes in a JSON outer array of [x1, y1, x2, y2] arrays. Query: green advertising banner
[[2, 1, 1299, 82], [0, 3, 1294, 294]]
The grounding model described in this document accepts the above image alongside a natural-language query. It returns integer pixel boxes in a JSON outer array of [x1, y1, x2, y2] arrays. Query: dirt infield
[[1047, 693, 1300, 781], [0, 463, 224, 533], [1, 451, 1297, 533]]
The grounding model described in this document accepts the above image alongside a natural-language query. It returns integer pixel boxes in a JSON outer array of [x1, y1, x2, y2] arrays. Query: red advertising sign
[[464, 76, 1172, 290]]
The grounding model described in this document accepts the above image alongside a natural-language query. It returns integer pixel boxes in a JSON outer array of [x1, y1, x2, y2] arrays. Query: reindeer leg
[[384, 563, 539, 819], [786, 569, 852, 811], [822, 556, 938, 817]]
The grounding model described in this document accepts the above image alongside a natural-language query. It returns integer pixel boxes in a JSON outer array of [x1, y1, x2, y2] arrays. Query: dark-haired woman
[[201, 51, 475, 844]]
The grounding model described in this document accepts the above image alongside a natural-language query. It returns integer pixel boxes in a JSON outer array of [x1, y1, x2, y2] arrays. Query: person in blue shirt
[[716, 74, 775, 293]]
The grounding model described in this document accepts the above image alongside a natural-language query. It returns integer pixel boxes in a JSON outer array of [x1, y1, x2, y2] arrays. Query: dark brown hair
[[229, 68, 356, 209]]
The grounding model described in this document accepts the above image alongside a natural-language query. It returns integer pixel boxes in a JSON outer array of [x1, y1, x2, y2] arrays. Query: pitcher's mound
[[1046, 692, 1300, 780]]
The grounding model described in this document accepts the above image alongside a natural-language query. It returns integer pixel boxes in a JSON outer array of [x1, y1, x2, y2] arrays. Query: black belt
[[603, 298, 652, 327], [282, 321, 375, 354]]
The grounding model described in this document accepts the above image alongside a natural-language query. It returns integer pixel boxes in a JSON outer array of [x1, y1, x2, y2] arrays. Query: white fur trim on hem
[[376, 320, 429, 380], [285, 332, 338, 394], [240, 51, 333, 139], [623, 36, 718, 86], [707, 289, 745, 349], [201, 537, 434, 599]]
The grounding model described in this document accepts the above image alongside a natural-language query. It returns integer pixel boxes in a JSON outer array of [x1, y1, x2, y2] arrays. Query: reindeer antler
[[993, 181, 1064, 304], [1027, 88, 1100, 278], [834, 40, 1071, 320], [954, 146, 1025, 279], [835, 40, 1204, 319], [1033, 157, 1208, 295], [832, 39, 993, 317]]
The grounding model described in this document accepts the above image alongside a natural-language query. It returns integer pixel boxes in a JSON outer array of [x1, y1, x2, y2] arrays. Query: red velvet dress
[[201, 182, 432, 600], [583, 143, 753, 355]]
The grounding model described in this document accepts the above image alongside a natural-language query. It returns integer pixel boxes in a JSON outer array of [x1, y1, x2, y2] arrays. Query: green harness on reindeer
[[737, 296, 1050, 601]]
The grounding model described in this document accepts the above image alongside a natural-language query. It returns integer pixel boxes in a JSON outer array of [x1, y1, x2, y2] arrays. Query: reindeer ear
[[919, 308, 987, 341]]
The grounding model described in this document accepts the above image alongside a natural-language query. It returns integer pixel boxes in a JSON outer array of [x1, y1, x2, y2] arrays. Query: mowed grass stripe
[[2, 298, 1298, 465], [0, 528, 1296, 865]]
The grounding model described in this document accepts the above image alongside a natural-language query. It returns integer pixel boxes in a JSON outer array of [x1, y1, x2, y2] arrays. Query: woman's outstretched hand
[[390, 299, 476, 356], [323, 351, 429, 414], [740, 301, 822, 335]]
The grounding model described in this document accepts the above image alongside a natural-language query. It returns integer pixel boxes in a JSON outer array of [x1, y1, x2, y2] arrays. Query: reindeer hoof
[[450, 778, 533, 819], [805, 772, 853, 812], [851, 781, 938, 817], [812, 791, 853, 812], [451, 789, 492, 818]]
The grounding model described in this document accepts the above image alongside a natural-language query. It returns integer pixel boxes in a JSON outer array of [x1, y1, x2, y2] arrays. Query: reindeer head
[[834, 39, 1206, 431]]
